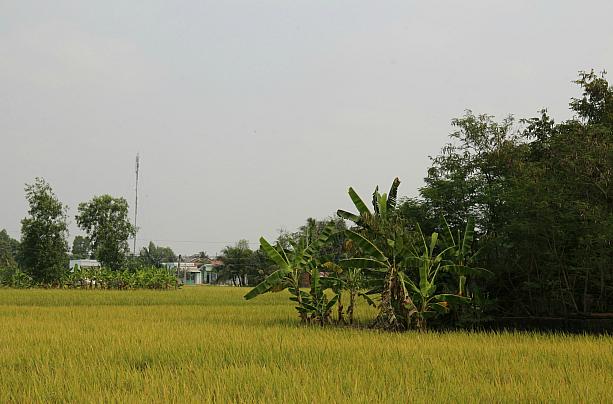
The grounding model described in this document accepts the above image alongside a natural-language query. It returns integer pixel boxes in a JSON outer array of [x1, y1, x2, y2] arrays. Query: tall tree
[[276, 216, 347, 264], [0, 229, 20, 268], [218, 240, 254, 286], [139, 241, 176, 267], [18, 178, 69, 283], [75, 195, 135, 270], [71, 235, 91, 259], [417, 70, 613, 316]]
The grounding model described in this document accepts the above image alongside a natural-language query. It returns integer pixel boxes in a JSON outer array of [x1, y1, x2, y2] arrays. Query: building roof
[[69, 259, 101, 268]]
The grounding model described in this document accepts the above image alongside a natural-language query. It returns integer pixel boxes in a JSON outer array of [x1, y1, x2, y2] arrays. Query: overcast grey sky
[[1, 0, 612, 255]]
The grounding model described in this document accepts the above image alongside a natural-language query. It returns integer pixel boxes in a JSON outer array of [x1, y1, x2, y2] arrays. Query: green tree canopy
[[139, 241, 176, 267], [71, 235, 91, 259], [18, 178, 69, 283], [0, 229, 20, 268], [75, 195, 135, 270], [218, 239, 254, 286], [415, 70, 613, 316]]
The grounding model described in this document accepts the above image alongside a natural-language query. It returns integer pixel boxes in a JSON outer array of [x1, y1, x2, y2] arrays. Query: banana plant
[[320, 261, 346, 324], [297, 267, 339, 326], [340, 229, 411, 330], [322, 262, 374, 325], [399, 227, 470, 331], [442, 217, 489, 296], [244, 224, 336, 323], [336, 179, 473, 331], [344, 268, 375, 324], [337, 177, 401, 231], [336, 178, 412, 331]]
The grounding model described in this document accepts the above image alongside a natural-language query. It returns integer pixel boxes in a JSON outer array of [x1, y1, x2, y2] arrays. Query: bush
[[62, 266, 178, 290], [0, 266, 33, 288]]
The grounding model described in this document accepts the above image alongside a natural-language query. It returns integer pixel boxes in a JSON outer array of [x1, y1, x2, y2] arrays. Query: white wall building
[[69, 259, 101, 271], [163, 262, 205, 285]]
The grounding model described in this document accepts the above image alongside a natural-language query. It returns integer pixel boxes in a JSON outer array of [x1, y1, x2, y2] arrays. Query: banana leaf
[[435, 293, 471, 305], [326, 294, 340, 311], [339, 257, 387, 269], [372, 186, 380, 215], [348, 187, 372, 217], [344, 230, 388, 263], [244, 269, 287, 300], [358, 291, 376, 306], [387, 177, 401, 210], [461, 217, 475, 257], [337, 209, 362, 225], [259, 237, 289, 271]]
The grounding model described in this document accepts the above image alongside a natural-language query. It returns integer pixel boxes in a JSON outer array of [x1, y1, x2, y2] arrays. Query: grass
[[1, 287, 612, 403]]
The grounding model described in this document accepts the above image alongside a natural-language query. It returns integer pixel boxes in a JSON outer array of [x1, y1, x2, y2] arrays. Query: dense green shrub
[[0, 265, 178, 290], [63, 266, 178, 290], [0, 266, 33, 288]]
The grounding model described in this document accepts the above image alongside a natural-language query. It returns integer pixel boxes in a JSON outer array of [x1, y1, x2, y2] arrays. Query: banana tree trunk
[[373, 265, 402, 331], [348, 289, 356, 325], [292, 273, 308, 324], [336, 290, 345, 325]]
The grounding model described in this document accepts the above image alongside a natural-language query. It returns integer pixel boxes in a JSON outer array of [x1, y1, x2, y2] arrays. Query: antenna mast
[[133, 153, 140, 256]]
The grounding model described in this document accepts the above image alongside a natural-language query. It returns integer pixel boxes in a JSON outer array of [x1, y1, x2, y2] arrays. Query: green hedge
[[0, 266, 178, 290]]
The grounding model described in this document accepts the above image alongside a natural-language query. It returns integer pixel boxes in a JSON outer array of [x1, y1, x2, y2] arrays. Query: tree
[[337, 179, 472, 331], [417, 70, 613, 317], [0, 229, 20, 268], [139, 241, 176, 267], [249, 248, 277, 284], [71, 235, 91, 259], [218, 240, 254, 286], [18, 178, 69, 283], [75, 195, 135, 270]]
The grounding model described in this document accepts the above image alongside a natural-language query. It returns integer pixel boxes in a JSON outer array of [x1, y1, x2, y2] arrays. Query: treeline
[[2, 70, 612, 318], [245, 70, 613, 329], [412, 71, 613, 317], [0, 179, 181, 288], [0, 265, 177, 290], [214, 219, 347, 286]]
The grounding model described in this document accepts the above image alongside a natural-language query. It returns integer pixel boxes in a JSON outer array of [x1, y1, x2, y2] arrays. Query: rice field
[[1, 287, 612, 403]]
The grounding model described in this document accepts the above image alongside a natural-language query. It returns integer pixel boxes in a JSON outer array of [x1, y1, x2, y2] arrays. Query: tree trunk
[[348, 289, 356, 325], [372, 266, 402, 331], [336, 291, 345, 325], [294, 288, 307, 324]]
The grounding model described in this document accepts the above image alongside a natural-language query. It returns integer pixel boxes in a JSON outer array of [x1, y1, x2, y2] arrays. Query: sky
[[1, 0, 612, 256]]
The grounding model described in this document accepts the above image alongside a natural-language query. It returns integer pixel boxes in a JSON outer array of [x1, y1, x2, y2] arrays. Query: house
[[163, 262, 203, 285], [201, 263, 218, 284], [162, 257, 245, 286], [184, 266, 203, 285], [69, 259, 101, 271]]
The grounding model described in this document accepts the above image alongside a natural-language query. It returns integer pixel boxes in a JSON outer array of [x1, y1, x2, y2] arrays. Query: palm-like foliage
[[337, 179, 474, 331], [243, 178, 480, 331], [218, 240, 253, 286], [337, 177, 401, 232], [441, 217, 489, 296], [61, 266, 177, 290], [0, 266, 33, 288], [321, 262, 374, 325], [337, 178, 415, 330], [244, 224, 336, 323], [299, 268, 339, 326], [400, 228, 470, 330]]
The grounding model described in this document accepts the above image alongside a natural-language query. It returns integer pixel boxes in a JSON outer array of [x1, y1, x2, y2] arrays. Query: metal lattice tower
[[133, 153, 140, 256]]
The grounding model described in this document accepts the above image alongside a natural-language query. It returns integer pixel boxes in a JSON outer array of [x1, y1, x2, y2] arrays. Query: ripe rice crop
[[1, 287, 612, 402]]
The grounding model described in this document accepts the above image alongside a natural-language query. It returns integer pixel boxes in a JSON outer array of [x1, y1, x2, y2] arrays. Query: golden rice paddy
[[1, 287, 612, 403]]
